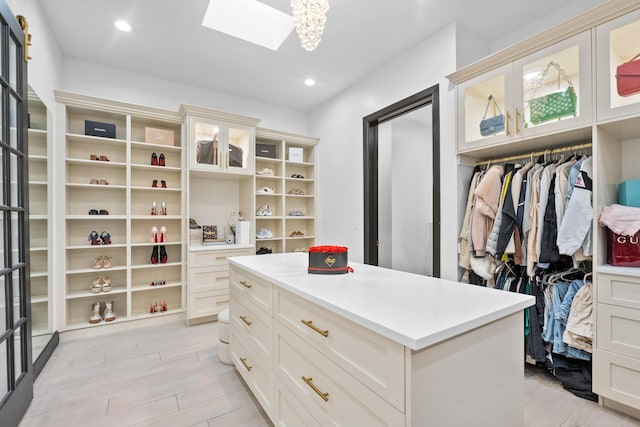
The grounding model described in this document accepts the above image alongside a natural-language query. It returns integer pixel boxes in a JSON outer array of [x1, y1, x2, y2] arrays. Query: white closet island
[[228, 253, 534, 426]]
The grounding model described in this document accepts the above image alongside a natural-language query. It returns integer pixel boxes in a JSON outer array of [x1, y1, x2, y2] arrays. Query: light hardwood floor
[[18, 320, 640, 427]]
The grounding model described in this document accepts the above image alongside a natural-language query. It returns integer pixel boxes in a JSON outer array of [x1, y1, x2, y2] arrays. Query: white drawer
[[594, 348, 640, 411], [230, 326, 274, 420], [275, 378, 321, 427], [275, 323, 405, 427], [230, 287, 274, 364], [275, 289, 405, 411], [190, 248, 252, 268], [189, 265, 230, 293], [230, 266, 273, 314], [598, 303, 640, 359], [598, 273, 640, 310], [189, 288, 229, 319]]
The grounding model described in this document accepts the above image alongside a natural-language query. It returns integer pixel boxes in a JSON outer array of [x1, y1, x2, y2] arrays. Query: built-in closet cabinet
[[254, 128, 318, 254], [56, 91, 185, 330], [182, 105, 259, 323], [458, 31, 592, 157], [451, 2, 640, 418]]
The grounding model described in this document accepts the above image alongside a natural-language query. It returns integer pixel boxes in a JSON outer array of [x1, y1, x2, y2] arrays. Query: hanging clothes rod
[[474, 142, 592, 166]]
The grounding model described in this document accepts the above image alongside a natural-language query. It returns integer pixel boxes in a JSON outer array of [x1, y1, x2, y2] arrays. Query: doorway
[[363, 85, 440, 277]]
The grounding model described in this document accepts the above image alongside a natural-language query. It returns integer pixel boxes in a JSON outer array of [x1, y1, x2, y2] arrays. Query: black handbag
[[479, 95, 505, 136]]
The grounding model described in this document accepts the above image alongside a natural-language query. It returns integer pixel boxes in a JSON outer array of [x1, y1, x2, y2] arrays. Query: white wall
[[309, 23, 459, 279], [61, 58, 309, 135]]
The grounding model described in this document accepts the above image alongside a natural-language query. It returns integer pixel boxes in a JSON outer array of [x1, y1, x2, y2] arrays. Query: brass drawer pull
[[216, 300, 229, 305], [301, 319, 329, 337], [240, 357, 252, 372], [240, 315, 252, 326], [239, 280, 252, 289], [302, 376, 329, 402]]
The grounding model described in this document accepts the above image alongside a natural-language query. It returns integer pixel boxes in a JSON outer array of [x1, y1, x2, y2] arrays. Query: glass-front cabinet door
[[457, 30, 591, 154], [596, 8, 640, 121], [184, 106, 257, 175]]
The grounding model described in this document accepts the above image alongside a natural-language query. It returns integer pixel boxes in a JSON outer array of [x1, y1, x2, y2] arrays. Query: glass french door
[[0, 1, 32, 426]]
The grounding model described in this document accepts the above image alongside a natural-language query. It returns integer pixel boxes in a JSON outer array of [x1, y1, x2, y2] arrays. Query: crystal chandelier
[[291, 0, 329, 51]]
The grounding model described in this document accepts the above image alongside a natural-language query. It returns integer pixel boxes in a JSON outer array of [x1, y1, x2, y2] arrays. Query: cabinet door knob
[[240, 315, 252, 326], [302, 376, 329, 402], [240, 357, 252, 372], [301, 319, 329, 337], [239, 280, 252, 289]]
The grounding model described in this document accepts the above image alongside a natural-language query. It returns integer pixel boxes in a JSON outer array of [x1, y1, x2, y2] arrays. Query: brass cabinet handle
[[301, 319, 329, 337], [239, 280, 252, 289], [506, 110, 511, 136], [302, 376, 329, 402], [240, 357, 252, 372], [515, 108, 520, 134], [216, 300, 229, 305], [240, 315, 252, 326]]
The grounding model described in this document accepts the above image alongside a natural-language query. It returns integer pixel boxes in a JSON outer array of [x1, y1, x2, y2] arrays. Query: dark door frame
[[363, 84, 440, 277]]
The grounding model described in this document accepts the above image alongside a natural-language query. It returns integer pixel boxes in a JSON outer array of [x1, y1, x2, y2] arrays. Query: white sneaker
[[256, 168, 274, 176], [256, 204, 272, 216], [256, 228, 273, 239], [257, 187, 275, 194]]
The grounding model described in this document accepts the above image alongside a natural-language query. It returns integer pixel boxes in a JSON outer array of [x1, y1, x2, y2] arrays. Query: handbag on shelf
[[616, 53, 640, 97], [528, 61, 577, 125], [479, 95, 505, 136]]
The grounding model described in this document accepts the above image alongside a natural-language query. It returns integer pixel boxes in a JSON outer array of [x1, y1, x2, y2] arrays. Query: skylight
[[202, 0, 295, 51]]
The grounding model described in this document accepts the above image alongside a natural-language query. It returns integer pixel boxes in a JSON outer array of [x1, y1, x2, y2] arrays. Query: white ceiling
[[38, 0, 605, 112]]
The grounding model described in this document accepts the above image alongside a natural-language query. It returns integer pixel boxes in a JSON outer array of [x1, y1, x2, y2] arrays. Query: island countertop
[[228, 252, 534, 351]]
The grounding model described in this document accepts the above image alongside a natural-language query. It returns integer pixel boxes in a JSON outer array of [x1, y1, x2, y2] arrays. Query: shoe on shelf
[[90, 178, 99, 184], [102, 275, 112, 292], [289, 230, 305, 237], [88, 230, 100, 245], [256, 168, 274, 176], [161, 202, 167, 216], [293, 247, 308, 253], [88, 209, 99, 215], [160, 301, 168, 312], [158, 153, 166, 167], [288, 188, 305, 195], [91, 276, 102, 293], [103, 301, 116, 322], [159, 245, 168, 264], [150, 301, 158, 314], [161, 180, 167, 189], [256, 204, 272, 216], [99, 209, 109, 215], [100, 231, 112, 245], [256, 228, 273, 239], [98, 179, 109, 185], [152, 179, 158, 188], [151, 245, 159, 264], [99, 155, 110, 162], [151, 152, 158, 166], [257, 187, 275, 194], [256, 247, 273, 255], [159, 226, 167, 242], [288, 210, 305, 216], [89, 301, 102, 323], [151, 201, 158, 215], [151, 226, 159, 243], [91, 256, 104, 269], [90, 154, 99, 161], [102, 256, 113, 269], [291, 174, 304, 179]]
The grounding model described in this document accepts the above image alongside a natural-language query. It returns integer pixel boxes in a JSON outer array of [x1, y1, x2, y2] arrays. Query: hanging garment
[[557, 157, 593, 256], [564, 282, 593, 353], [527, 167, 544, 276], [565, 155, 586, 203], [526, 277, 547, 362], [459, 171, 481, 271], [551, 279, 591, 361], [486, 170, 513, 257], [539, 175, 564, 265], [536, 162, 560, 261], [471, 165, 504, 257], [555, 159, 577, 228]]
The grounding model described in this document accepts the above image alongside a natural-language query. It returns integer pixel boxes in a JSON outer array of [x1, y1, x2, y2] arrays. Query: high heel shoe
[[159, 301, 168, 312], [151, 152, 158, 166], [159, 226, 167, 243], [152, 179, 158, 188], [103, 300, 115, 322], [101, 274, 112, 292], [88, 230, 100, 245], [92, 256, 103, 269], [90, 178, 99, 184], [91, 276, 102, 293], [150, 301, 158, 314], [102, 256, 113, 269], [98, 179, 109, 185], [151, 201, 158, 216], [99, 155, 110, 162], [100, 231, 112, 245], [151, 226, 159, 243], [158, 153, 166, 167], [89, 301, 102, 323], [151, 245, 159, 264], [161, 202, 167, 216], [161, 180, 167, 189], [159, 245, 168, 264]]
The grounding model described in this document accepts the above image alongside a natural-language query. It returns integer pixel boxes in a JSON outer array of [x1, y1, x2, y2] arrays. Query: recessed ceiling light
[[202, 0, 295, 51], [115, 20, 132, 32], [304, 78, 316, 87]]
